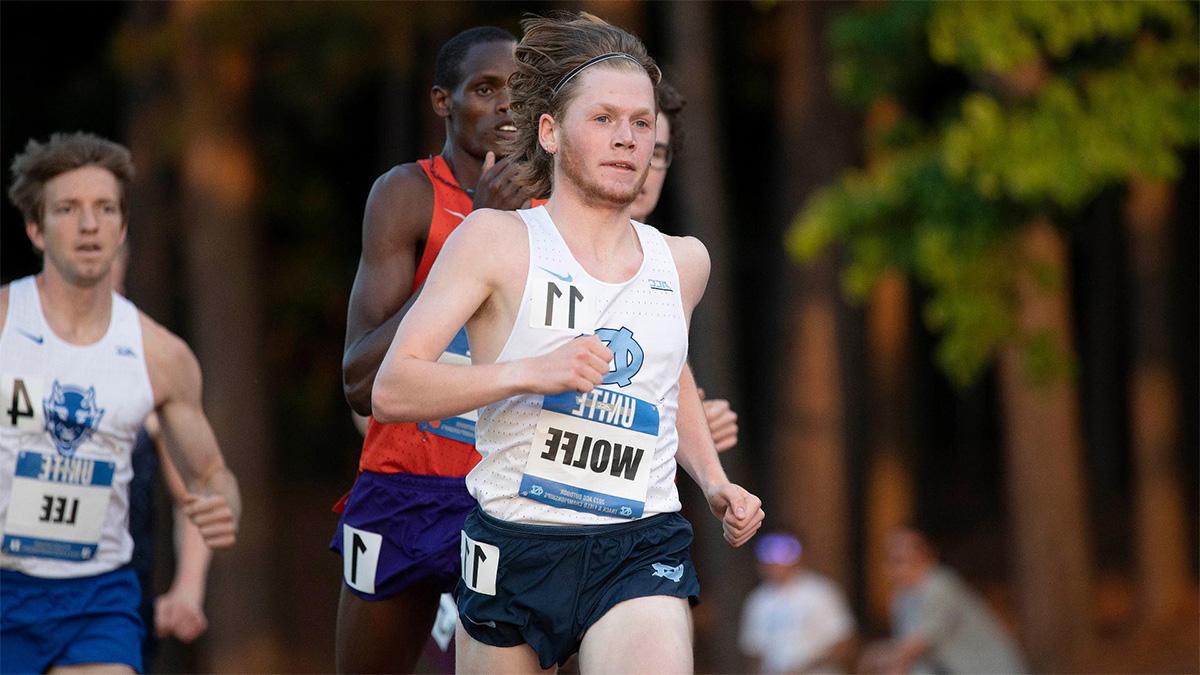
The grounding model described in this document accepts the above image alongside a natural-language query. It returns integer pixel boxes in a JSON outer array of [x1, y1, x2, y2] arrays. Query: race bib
[[418, 328, 478, 443], [3, 450, 114, 561], [342, 524, 383, 594], [460, 531, 499, 596], [530, 276, 596, 332], [519, 389, 658, 519]]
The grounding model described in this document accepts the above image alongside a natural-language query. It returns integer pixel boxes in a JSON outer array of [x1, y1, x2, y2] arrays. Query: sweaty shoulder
[[363, 162, 433, 245], [139, 311, 202, 407], [663, 234, 710, 314]]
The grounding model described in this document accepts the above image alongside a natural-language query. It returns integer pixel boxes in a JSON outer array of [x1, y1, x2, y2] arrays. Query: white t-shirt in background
[[739, 571, 856, 674]]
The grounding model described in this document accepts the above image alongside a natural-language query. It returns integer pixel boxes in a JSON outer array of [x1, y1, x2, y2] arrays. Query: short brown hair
[[656, 78, 686, 156], [8, 132, 135, 227], [507, 12, 661, 199]]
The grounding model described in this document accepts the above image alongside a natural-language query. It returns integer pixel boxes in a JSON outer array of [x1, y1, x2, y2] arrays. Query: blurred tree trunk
[[771, 2, 854, 594], [998, 221, 1092, 671], [123, 1, 176, 323], [1125, 179, 1190, 624], [864, 271, 914, 625], [861, 98, 915, 628], [174, 4, 279, 671], [662, 4, 747, 673]]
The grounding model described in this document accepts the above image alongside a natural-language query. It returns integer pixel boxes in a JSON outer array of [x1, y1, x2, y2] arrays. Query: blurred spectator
[[859, 528, 1026, 675], [739, 532, 856, 673]]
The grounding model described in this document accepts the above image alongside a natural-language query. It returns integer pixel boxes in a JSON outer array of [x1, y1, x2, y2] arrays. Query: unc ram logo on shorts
[[651, 562, 684, 582], [43, 381, 105, 457]]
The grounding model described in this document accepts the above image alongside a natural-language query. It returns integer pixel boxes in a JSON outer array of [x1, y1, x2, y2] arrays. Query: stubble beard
[[45, 249, 112, 289], [558, 133, 648, 209]]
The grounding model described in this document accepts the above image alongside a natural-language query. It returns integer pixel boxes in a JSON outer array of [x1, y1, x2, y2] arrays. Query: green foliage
[[827, 1, 935, 109], [792, 0, 1199, 387]]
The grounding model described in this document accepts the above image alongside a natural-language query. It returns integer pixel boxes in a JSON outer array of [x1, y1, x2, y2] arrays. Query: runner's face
[[446, 40, 517, 159], [27, 165, 126, 288], [556, 66, 656, 208], [629, 113, 670, 221]]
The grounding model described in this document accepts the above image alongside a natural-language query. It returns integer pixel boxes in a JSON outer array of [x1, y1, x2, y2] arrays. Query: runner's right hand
[[473, 151, 528, 211], [520, 335, 612, 395]]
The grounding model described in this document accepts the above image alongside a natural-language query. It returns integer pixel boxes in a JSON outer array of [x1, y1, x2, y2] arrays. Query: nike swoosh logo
[[444, 208, 468, 222], [461, 614, 497, 628], [16, 329, 44, 345], [538, 266, 574, 283]]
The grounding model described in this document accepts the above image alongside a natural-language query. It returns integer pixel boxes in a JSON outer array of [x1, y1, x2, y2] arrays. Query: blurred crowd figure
[[858, 529, 1027, 675], [739, 532, 856, 673]]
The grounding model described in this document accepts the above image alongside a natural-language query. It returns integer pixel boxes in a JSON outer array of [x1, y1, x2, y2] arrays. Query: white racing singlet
[[0, 276, 154, 578], [469, 205, 689, 525]]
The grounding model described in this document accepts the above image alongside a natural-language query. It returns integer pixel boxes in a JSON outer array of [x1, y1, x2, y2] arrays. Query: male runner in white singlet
[[0, 132, 241, 674], [372, 13, 764, 673]]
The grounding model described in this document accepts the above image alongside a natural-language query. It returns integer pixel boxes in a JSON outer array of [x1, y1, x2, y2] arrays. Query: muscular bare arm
[[667, 236, 764, 547], [342, 164, 433, 415], [142, 314, 240, 549]]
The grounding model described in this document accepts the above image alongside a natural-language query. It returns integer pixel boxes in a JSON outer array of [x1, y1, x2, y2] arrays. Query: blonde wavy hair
[[506, 12, 660, 199]]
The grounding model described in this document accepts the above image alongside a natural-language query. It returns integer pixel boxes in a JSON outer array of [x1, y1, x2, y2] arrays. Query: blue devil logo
[[43, 381, 105, 457], [595, 327, 644, 387]]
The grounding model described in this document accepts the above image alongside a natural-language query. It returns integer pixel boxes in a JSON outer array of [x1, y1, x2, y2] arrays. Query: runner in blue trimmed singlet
[[0, 132, 241, 674]]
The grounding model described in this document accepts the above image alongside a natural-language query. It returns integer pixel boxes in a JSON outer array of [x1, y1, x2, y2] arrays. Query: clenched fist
[[520, 335, 613, 395]]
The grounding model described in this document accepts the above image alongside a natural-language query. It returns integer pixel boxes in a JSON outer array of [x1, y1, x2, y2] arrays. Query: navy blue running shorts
[[1, 567, 144, 674], [456, 508, 700, 669], [330, 471, 477, 600]]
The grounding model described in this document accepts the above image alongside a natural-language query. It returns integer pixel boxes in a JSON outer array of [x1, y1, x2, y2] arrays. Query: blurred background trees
[[792, 1, 1197, 670], [2, 1, 1196, 672]]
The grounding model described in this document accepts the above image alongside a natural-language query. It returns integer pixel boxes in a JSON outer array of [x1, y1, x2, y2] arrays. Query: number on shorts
[[342, 525, 382, 594], [460, 531, 499, 596]]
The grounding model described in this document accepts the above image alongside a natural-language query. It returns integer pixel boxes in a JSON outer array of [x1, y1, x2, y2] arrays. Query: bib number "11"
[[533, 281, 590, 332], [460, 531, 499, 595]]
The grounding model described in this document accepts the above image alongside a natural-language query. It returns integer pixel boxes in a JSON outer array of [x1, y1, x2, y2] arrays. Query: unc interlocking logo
[[651, 562, 684, 583], [595, 327, 644, 387], [43, 381, 105, 457]]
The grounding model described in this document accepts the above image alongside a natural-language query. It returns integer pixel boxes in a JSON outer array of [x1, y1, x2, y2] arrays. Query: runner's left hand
[[704, 482, 764, 547]]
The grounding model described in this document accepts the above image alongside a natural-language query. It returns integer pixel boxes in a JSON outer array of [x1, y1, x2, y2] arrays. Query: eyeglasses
[[650, 142, 673, 170]]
